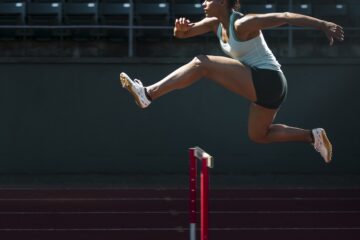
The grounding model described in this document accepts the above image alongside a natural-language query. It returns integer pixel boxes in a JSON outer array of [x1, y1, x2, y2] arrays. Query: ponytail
[[230, 0, 241, 11]]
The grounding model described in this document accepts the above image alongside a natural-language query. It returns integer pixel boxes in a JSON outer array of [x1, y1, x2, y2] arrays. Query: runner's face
[[202, 0, 225, 17]]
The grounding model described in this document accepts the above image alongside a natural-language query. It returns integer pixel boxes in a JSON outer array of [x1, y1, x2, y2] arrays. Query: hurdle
[[189, 147, 214, 240]]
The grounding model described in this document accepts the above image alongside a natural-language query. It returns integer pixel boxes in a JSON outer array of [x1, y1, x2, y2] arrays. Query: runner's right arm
[[174, 17, 219, 39]]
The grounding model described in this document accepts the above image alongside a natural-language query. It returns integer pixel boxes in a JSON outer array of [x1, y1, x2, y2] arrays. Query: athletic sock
[[310, 130, 315, 143], [144, 88, 152, 101]]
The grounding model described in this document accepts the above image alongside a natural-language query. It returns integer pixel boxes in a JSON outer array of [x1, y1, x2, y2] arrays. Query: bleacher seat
[[63, 3, 99, 40], [349, 3, 360, 26], [314, 4, 347, 17], [173, 3, 204, 22], [169, 0, 198, 3], [292, 3, 312, 15], [101, 0, 129, 2], [277, 3, 312, 15], [241, 0, 269, 4], [313, 4, 348, 25], [0, 0, 27, 2], [0, 2, 25, 25], [63, 2, 98, 25], [99, 2, 131, 40], [313, 0, 337, 4], [66, 0, 99, 3], [0, 2, 25, 39], [99, 2, 130, 25], [347, 3, 360, 40], [26, 2, 62, 40], [29, 0, 62, 3], [134, 3, 171, 39], [135, 3, 170, 26], [134, 0, 170, 3], [27, 3, 62, 25], [241, 4, 277, 14]]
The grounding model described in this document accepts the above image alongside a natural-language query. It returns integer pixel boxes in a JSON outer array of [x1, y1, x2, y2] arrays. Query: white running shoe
[[312, 128, 333, 163], [120, 72, 151, 108]]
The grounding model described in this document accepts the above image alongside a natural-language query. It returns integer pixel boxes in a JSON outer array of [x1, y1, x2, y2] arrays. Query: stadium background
[[0, 0, 359, 187]]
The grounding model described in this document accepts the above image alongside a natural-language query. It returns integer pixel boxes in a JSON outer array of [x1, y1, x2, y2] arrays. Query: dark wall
[[0, 59, 359, 175]]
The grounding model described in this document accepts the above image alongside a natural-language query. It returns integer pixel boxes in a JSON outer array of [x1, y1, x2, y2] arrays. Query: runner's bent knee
[[191, 55, 210, 76], [248, 131, 269, 144]]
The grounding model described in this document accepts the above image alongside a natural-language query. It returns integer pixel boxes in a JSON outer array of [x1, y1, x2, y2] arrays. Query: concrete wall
[[0, 58, 359, 175]]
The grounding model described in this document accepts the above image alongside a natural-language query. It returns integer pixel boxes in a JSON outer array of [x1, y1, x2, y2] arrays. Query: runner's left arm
[[236, 12, 344, 46]]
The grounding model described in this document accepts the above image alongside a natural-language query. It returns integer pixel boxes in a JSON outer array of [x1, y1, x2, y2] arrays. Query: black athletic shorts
[[250, 67, 288, 109]]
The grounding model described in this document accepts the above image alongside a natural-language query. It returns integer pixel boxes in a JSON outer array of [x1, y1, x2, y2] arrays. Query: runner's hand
[[175, 17, 195, 32], [321, 21, 344, 46]]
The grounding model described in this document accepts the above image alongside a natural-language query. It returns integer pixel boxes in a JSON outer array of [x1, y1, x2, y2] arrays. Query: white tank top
[[217, 11, 282, 71]]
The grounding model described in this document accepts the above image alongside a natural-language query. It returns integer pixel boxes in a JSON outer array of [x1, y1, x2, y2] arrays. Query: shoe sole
[[321, 130, 333, 163], [120, 73, 143, 108]]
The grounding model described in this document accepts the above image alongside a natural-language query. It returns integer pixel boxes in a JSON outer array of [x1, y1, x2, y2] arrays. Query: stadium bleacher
[[0, 1, 355, 29], [0, 0, 357, 57]]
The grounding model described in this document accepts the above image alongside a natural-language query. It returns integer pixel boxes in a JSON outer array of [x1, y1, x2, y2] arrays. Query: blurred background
[[0, 0, 359, 188]]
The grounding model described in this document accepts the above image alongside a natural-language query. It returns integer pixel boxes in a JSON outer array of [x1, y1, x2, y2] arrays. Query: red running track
[[0, 188, 360, 240]]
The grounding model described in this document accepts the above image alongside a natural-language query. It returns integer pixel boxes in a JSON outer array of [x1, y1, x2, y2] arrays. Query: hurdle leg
[[189, 148, 197, 240], [201, 156, 209, 240]]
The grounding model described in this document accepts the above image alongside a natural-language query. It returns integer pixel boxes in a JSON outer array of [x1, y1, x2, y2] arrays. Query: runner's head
[[202, 0, 240, 18]]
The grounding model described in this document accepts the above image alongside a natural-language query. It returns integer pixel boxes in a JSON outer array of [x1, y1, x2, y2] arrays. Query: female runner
[[120, 0, 344, 163]]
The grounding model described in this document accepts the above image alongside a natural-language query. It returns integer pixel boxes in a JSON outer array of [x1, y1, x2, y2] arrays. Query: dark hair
[[229, 0, 241, 11]]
